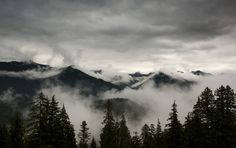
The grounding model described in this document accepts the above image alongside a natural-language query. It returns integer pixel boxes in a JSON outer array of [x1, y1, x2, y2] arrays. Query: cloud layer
[[0, 0, 236, 72]]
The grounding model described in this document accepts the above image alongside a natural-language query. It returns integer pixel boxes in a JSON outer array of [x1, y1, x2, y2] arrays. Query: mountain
[[0, 61, 50, 72], [0, 61, 202, 123], [129, 72, 153, 78], [131, 72, 196, 89], [0, 61, 122, 123], [50, 66, 120, 95], [191, 70, 212, 76], [104, 71, 197, 89], [0, 62, 120, 96]]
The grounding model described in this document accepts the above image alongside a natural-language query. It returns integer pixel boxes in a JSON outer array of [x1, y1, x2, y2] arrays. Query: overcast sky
[[0, 0, 236, 73]]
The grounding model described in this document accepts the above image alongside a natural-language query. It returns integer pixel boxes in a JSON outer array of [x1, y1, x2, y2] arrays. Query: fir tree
[[214, 85, 236, 148], [9, 111, 24, 148], [131, 132, 141, 148], [118, 114, 131, 148], [0, 124, 10, 148], [199, 87, 216, 148], [141, 124, 152, 148], [48, 96, 61, 147], [154, 119, 163, 148], [60, 105, 77, 148], [184, 112, 204, 148], [100, 100, 116, 148], [199, 87, 215, 127], [166, 101, 183, 148], [149, 124, 156, 147], [114, 120, 120, 148], [90, 137, 97, 148], [78, 121, 91, 148], [25, 92, 50, 147]]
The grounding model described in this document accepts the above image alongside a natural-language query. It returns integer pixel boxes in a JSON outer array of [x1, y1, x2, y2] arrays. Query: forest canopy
[[0, 85, 236, 148]]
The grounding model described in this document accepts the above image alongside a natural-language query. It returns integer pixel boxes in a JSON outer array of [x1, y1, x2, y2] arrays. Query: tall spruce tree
[[154, 120, 163, 148], [59, 105, 77, 148], [184, 112, 204, 148], [78, 121, 91, 148], [166, 101, 183, 148], [214, 85, 236, 148], [9, 111, 24, 148], [150, 124, 156, 147], [114, 120, 120, 148], [48, 96, 61, 147], [199, 87, 216, 148], [131, 132, 142, 148], [199, 87, 215, 127], [26, 92, 50, 147], [118, 114, 131, 148], [90, 137, 97, 148], [100, 100, 116, 148], [0, 124, 10, 148], [141, 124, 152, 148]]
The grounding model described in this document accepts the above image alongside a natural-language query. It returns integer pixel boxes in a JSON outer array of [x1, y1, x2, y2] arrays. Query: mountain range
[[0, 61, 211, 123]]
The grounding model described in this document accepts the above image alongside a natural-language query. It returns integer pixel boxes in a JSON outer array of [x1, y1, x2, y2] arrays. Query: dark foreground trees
[[100, 100, 116, 148], [184, 85, 236, 148], [78, 121, 90, 148], [0, 85, 236, 148], [165, 101, 183, 148], [10, 111, 25, 148], [25, 93, 77, 148]]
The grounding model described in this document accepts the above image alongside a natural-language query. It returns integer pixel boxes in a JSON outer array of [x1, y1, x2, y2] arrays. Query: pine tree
[[154, 119, 163, 148], [184, 96, 207, 148], [118, 114, 131, 148], [100, 100, 116, 148], [0, 124, 10, 148], [114, 120, 120, 148], [9, 111, 24, 148], [150, 124, 156, 147], [60, 105, 77, 148], [78, 121, 91, 148], [214, 85, 236, 148], [186, 87, 216, 148], [199, 87, 215, 127], [48, 96, 61, 147], [184, 112, 204, 148], [166, 101, 183, 148], [131, 132, 142, 148], [90, 137, 97, 148], [141, 124, 152, 148], [25, 92, 50, 147]]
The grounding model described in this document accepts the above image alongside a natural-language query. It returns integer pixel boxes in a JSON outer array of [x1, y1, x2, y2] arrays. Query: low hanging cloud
[[32, 70, 236, 137], [41, 86, 104, 140], [102, 71, 236, 129]]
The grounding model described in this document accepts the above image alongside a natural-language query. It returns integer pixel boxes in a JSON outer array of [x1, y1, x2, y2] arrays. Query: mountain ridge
[[0, 61, 211, 123]]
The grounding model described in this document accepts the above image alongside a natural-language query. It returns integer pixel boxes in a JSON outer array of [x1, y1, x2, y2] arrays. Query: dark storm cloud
[[0, 0, 236, 72]]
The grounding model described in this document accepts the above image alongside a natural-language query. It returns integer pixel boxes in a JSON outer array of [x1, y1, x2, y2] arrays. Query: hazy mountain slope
[[130, 72, 196, 89], [0, 61, 210, 123], [92, 98, 147, 121], [0, 61, 122, 122]]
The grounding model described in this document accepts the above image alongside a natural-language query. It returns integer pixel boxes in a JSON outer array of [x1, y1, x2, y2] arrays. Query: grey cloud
[[0, 0, 236, 72]]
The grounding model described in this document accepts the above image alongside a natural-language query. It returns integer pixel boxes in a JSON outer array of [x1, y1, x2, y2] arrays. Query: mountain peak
[[191, 70, 212, 76], [129, 72, 153, 77], [93, 70, 103, 74]]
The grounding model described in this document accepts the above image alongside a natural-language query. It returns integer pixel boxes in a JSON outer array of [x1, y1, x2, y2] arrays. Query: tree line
[[0, 85, 236, 148]]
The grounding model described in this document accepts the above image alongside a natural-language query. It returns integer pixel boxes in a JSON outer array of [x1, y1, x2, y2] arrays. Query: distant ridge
[[0, 61, 50, 72], [191, 70, 212, 76]]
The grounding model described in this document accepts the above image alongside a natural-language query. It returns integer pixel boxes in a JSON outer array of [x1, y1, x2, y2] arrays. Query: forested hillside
[[0, 85, 236, 148]]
